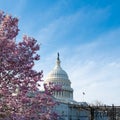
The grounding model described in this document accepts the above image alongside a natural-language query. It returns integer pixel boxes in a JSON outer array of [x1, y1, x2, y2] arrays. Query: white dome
[[45, 53, 73, 101], [46, 64, 69, 81], [45, 53, 71, 85]]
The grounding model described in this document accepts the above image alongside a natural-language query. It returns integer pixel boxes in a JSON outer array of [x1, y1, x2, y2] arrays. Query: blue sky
[[1, 0, 120, 105]]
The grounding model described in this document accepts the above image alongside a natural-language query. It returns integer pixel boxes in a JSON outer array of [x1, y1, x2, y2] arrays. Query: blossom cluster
[[0, 11, 60, 120]]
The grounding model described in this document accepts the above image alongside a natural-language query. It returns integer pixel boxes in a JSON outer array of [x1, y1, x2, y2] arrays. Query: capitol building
[[44, 53, 110, 120]]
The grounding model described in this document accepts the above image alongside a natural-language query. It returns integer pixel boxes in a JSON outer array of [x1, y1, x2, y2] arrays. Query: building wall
[[53, 101, 111, 120], [54, 102, 90, 120]]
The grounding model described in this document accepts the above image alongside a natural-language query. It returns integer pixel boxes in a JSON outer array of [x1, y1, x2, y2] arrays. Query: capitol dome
[[46, 61, 69, 81], [45, 53, 73, 101]]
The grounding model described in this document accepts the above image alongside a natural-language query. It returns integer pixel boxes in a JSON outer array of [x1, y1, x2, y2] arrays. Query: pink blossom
[[0, 10, 61, 120]]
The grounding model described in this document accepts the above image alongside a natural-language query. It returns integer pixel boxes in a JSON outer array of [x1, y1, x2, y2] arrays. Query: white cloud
[[70, 61, 120, 105], [36, 6, 109, 46]]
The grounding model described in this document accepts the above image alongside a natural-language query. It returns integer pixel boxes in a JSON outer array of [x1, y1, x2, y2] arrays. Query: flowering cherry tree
[[0, 11, 60, 120]]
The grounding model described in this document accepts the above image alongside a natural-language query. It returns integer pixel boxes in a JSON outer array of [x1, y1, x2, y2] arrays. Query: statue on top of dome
[[57, 52, 60, 61]]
